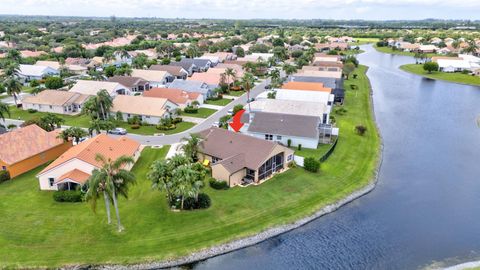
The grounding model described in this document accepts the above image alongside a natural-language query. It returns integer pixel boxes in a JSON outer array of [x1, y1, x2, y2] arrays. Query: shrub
[[209, 179, 230, 190], [53, 190, 83, 202], [304, 157, 320, 173], [127, 116, 141, 125], [140, 121, 150, 126], [0, 170, 11, 183], [7, 124, 16, 129], [297, 144, 302, 151], [172, 117, 183, 124], [131, 124, 140, 129], [182, 193, 211, 210], [30, 79, 40, 88], [355, 125, 367, 136], [184, 106, 198, 113], [27, 108, 38, 113], [156, 124, 176, 130], [287, 139, 292, 147], [45, 76, 63, 89]]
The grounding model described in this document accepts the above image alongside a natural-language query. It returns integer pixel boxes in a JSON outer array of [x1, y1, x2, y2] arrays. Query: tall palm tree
[[0, 101, 10, 122], [95, 89, 113, 120], [181, 134, 201, 162], [172, 165, 197, 210], [86, 154, 136, 232], [282, 63, 297, 76], [148, 159, 174, 204], [224, 68, 236, 88], [5, 77, 22, 106], [241, 73, 255, 112], [268, 68, 281, 88]]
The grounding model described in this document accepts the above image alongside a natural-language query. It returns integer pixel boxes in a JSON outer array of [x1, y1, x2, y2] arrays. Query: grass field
[[226, 90, 245, 97], [205, 98, 233, 106], [373, 45, 438, 58], [8, 106, 91, 127], [292, 144, 332, 159], [181, 107, 217, 118], [400, 64, 480, 86], [0, 65, 380, 268], [116, 121, 196, 135], [349, 37, 380, 45]]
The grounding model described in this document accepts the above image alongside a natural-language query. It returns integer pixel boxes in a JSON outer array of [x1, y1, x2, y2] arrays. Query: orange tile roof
[[281, 81, 332, 93], [0, 125, 65, 165], [55, 169, 90, 184], [39, 134, 140, 175], [143, 88, 200, 105]]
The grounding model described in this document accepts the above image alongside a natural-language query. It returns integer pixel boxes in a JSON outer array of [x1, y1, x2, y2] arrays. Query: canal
[[193, 45, 480, 269]]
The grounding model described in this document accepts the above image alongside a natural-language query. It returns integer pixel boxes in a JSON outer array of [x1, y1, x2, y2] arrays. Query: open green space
[[205, 98, 233, 106], [226, 90, 245, 97], [0, 65, 380, 268], [373, 45, 438, 58], [116, 121, 196, 136], [400, 64, 480, 86], [180, 107, 217, 118], [292, 144, 333, 159], [8, 106, 91, 127], [349, 37, 380, 45]]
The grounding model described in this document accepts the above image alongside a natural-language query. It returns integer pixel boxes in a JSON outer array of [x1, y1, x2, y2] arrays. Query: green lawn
[[205, 98, 233, 106], [400, 64, 480, 86], [181, 107, 217, 118], [8, 106, 91, 127], [292, 144, 333, 159], [373, 45, 438, 58], [0, 65, 380, 268], [226, 90, 245, 97], [116, 121, 196, 135], [343, 49, 365, 55], [349, 37, 380, 45]]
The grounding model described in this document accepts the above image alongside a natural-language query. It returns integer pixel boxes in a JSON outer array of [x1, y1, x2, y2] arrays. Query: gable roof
[[19, 64, 58, 77], [249, 99, 327, 117], [170, 61, 195, 71], [22, 90, 89, 106], [149, 65, 188, 76], [55, 169, 90, 184], [131, 69, 169, 83], [39, 134, 140, 175], [35, 60, 61, 70], [281, 81, 332, 93], [69, 80, 125, 96], [108, 76, 148, 88], [289, 75, 342, 89], [0, 125, 65, 165], [111, 95, 172, 117], [248, 112, 320, 139], [143, 88, 201, 105], [168, 80, 211, 95], [197, 127, 280, 170], [188, 72, 222, 85]]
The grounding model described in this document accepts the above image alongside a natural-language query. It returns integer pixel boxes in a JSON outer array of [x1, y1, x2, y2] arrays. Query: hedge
[[304, 157, 320, 173], [53, 190, 83, 202], [209, 179, 229, 190], [0, 170, 11, 183]]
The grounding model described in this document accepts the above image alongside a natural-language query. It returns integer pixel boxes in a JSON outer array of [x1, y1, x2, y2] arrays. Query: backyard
[[400, 64, 480, 86], [0, 66, 380, 268]]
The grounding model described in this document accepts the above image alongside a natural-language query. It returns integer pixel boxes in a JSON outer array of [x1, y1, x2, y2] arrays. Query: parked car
[[247, 97, 255, 103], [108, 127, 127, 135], [265, 84, 272, 89], [227, 109, 234, 115], [212, 121, 220, 127]]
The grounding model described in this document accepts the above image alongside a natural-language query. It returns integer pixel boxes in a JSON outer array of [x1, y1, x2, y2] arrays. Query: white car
[[212, 121, 220, 127], [108, 127, 127, 135], [227, 109, 234, 115]]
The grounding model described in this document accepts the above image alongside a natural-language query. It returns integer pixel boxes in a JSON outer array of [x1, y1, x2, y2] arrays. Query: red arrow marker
[[229, 109, 245, 132]]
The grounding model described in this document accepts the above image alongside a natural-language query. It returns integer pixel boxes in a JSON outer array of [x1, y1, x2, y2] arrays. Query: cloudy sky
[[1, 0, 480, 20]]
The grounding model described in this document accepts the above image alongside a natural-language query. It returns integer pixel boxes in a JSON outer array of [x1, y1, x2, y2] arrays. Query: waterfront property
[[198, 127, 294, 186], [37, 134, 140, 191], [0, 125, 72, 178]]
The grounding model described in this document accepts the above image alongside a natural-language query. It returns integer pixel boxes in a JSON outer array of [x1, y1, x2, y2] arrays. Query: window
[[145, 116, 150, 119], [49, 105, 53, 109], [1, 166, 6, 171], [287, 155, 293, 161], [265, 134, 273, 140], [323, 113, 328, 124], [212, 157, 221, 164], [276, 135, 282, 140], [48, 178, 55, 187]]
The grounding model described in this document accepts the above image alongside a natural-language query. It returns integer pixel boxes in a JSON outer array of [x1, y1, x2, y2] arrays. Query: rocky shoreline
[[69, 67, 384, 270]]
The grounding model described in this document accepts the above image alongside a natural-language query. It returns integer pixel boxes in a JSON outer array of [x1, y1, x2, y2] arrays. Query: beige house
[[110, 95, 179, 124], [22, 90, 89, 115], [69, 80, 131, 97], [37, 134, 141, 191], [131, 69, 171, 88], [197, 128, 294, 187]]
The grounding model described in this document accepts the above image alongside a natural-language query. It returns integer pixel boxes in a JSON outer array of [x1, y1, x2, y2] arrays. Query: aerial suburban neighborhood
[[1, 2, 480, 269]]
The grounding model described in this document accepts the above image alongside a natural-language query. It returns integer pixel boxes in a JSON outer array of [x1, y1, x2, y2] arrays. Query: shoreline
[[399, 64, 480, 87], [442, 261, 480, 270], [83, 67, 385, 270]]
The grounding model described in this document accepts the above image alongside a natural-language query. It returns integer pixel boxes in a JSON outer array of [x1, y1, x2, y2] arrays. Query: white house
[[131, 69, 171, 88], [69, 80, 131, 97], [17, 64, 59, 84], [21, 90, 89, 115], [37, 134, 141, 191], [110, 95, 179, 125]]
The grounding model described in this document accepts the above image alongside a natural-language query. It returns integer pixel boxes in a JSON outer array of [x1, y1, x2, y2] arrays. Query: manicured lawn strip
[[0, 65, 379, 268], [8, 106, 91, 127], [293, 144, 332, 159], [116, 121, 196, 135], [205, 98, 233, 106], [400, 64, 480, 86], [181, 107, 217, 118], [349, 37, 380, 45], [373, 45, 438, 58], [343, 49, 365, 55], [226, 90, 245, 97]]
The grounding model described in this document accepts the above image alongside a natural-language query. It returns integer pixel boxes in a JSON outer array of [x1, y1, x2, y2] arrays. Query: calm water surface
[[193, 45, 480, 270]]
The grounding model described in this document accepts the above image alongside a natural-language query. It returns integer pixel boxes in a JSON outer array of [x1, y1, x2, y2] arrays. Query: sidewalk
[[200, 104, 224, 110]]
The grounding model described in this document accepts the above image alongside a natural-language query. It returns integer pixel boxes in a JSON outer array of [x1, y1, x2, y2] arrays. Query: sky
[[0, 0, 479, 20]]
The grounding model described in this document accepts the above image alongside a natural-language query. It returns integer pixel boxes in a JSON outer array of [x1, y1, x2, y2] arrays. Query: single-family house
[[20, 50, 47, 58], [149, 65, 189, 80], [188, 72, 222, 88], [295, 69, 343, 79], [196, 55, 220, 66], [37, 134, 140, 191], [131, 69, 171, 88], [22, 90, 89, 115], [311, 61, 343, 72], [112, 51, 133, 67], [35, 60, 61, 70], [289, 75, 345, 103], [201, 52, 237, 62], [0, 125, 72, 178], [17, 64, 59, 84], [313, 53, 342, 63], [416, 45, 438, 53], [110, 95, 179, 124], [108, 76, 150, 93], [168, 80, 213, 100], [247, 98, 329, 122], [197, 127, 294, 187], [266, 81, 334, 107], [69, 80, 131, 96], [143, 88, 203, 109]]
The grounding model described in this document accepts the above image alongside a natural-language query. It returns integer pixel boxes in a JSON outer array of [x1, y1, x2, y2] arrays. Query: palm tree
[[282, 63, 297, 76], [0, 101, 10, 122], [95, 89, 113, 120], [5, 77, 22, 106], [241, 73, 255, 112], [463, 41, 478, 55], [268, 68, 281, 88], [224, 68, 236, 88], [181, 134, 201, 162], [148, 159, 175, 203], [57, 126, 88, 144], [86, 154, 136, 232], [3, 62, 19, 77]]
